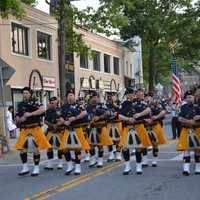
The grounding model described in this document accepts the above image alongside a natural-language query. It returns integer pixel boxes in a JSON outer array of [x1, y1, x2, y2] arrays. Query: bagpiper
[[15, 87, 51, 176], [44, 97, 65, 170], [86, 91, 113, 168], [119, 88, 152, 175], [106, 93, 122, 162], [177, 90, 200, 175], [59, 89, 90, 175], [144, 94, 167, 167]]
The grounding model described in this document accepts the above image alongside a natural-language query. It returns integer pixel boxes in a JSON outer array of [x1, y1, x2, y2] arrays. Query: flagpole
[[169, 40, 181, 104]]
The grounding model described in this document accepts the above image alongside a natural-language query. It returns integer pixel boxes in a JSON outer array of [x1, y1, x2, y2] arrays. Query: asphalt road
[[0, 122, 199, 200]]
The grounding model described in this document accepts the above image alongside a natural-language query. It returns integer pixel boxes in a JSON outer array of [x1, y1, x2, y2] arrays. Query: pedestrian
[[171, 102, 181, 139], [6, 106, 17, 138]]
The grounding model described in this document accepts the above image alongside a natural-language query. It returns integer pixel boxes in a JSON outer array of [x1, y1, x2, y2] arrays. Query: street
[[0, 123, 200, 200]]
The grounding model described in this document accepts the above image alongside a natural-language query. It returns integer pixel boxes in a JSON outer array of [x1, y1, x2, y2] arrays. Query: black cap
[[184, 90, 194, 98], [125, 87, 134, 95], [49, 96, 57, 102], [22, 87, 33, 95], [89, 91, 98, 98]]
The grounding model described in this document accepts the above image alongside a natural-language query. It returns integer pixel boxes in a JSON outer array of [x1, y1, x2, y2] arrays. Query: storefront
[[80, 77, 120, 102]]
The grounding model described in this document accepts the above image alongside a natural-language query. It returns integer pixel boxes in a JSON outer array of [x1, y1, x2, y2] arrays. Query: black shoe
[[123, 170, 131, 175], [18, 171, 30, 176], [152, 164, 157, 167], [97, 165, 103, 168], [136, 171, 143, 175], [44, 166, 54, 170], [89, 162, 97, 168], [74, 172, 81, 175], [57, 166, 63, 170], [107, 159, 114, 163], [182, 171, 190, 176], [31, 173, 39, 177], [195, 171, 200, 175], [65, 170, 73, 175], [142, 164, 148, 168]]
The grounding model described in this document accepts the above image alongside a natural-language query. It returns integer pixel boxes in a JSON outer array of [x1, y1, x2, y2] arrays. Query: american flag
[[171, 56, 182, 104]]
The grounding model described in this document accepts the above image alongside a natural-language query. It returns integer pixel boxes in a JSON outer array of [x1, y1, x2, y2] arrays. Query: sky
[[36, 0, 100, 13]]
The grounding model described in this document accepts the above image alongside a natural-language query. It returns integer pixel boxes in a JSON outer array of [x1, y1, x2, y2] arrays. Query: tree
[[90, 0, 200, 92], [0, 0, 36, 18]]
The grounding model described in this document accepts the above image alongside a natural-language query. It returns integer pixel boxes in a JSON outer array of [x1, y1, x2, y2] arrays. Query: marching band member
[[119, 88, 151, 175], [86, 91, 113, 168], [106, 93, 122, 162], [59, 89, 90, 175], [15, 87, 51, 176], [44, 97, 64, 170], [144, 95, 167, 167], [177, 91, 200, 175]]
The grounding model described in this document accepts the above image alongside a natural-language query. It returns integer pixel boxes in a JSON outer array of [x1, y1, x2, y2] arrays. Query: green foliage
[[92, 0, 200, 91], [0, 0, 36, 19]]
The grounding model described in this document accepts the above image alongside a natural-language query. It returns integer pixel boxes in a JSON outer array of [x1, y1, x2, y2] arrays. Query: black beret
[[49, 96, 58, 102], [125, 87, 134, 95], [184, 90, 194, 98], [89, 91, 98, 98]]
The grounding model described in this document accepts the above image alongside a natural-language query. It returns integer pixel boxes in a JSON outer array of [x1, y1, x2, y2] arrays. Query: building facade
[[0, 5, 59, 109], [73, 27, 139, 101]]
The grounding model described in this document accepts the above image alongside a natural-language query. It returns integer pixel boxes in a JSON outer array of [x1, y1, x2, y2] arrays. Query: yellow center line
[[25, 162, 122, 200], [25, 140, 177, 200]]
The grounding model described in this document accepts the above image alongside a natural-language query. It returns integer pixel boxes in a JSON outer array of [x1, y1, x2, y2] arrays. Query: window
[[93, 50, 100, 71], [11, 22, 29, 56], [37, 31, 52, 60], [104, 54, 110, 73], [130, 64, 133, 77], [113, 57, 119, 75], [126, 61, 129, 76], [80, 54, 88, 69]]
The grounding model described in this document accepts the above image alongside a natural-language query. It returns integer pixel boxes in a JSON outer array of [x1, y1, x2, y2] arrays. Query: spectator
[[6, 106, 17, 138]]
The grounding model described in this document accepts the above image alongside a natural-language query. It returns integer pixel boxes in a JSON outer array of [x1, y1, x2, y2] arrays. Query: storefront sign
[[43, 76, 56, 88], [103, 81, 111, 90]]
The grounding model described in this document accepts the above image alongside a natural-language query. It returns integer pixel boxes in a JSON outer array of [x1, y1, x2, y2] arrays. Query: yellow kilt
[[195, 127, 200, 139], [177, 127, 200, 151], [107, 122, 122, 142], [63, 128, 90, 151], [46, 130, 66, 150], [119, 123, 151, 148], [15, 127, 51, 150], [152, 123, 167, 145], [135, 124, 152, 147], [99, 126, 113, 146], [118, 126, 132, 148]]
